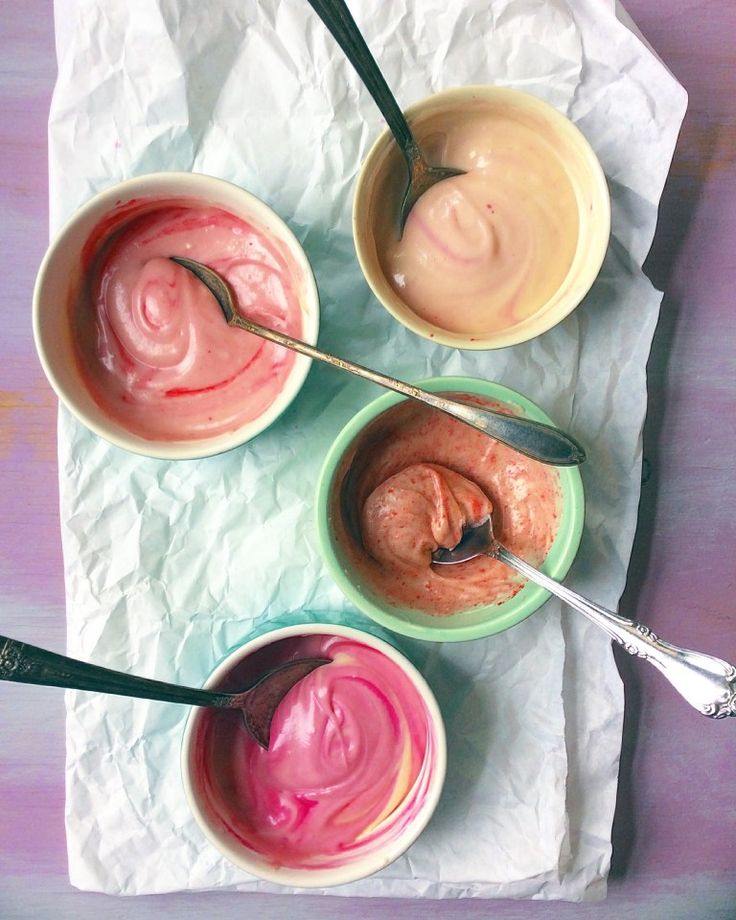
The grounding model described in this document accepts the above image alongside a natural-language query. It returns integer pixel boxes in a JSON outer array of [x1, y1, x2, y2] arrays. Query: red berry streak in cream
[[73, 199, 304, 440]]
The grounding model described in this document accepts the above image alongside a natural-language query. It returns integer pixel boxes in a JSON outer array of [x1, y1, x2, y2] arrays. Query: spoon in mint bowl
[[304, 0, 464, 233], [170, 256, 586, 467], [432, 517, 736, 719], [0, 634, 330, 749]]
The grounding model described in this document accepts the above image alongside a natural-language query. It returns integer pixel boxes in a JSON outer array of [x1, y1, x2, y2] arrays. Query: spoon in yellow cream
[[170, 256, 586, 467], [304, 0, 463, 233]]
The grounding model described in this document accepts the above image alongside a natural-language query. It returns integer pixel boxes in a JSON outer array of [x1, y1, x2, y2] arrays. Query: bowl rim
[[180, 620, 447, 888], [352, 84, 611, 350], [32, 171, 320, 460], [315, 376, 585, 642]]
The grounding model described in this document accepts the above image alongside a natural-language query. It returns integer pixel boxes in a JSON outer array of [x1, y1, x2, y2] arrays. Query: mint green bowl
[[315, 377, 585, 643]]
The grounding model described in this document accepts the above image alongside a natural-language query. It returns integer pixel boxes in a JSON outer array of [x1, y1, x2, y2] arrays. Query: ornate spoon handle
[[0, 634, 230, 707], [494, 546, 736, 718]]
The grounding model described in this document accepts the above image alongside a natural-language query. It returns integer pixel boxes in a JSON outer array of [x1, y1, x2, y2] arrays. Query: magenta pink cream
[[192, 634, 438, 870], [73, 198, 304, 440]]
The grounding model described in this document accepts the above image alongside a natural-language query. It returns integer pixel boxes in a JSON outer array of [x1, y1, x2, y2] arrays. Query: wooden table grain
[[1, 2, 734, 918]]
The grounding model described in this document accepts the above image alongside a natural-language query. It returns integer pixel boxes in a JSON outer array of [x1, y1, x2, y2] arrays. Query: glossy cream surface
[[362, 463, 492, 570], [194, 634, 437, 869], [331, 396, 561, 616], [74, 199, 303, 440], [383, 105, 580, 335]]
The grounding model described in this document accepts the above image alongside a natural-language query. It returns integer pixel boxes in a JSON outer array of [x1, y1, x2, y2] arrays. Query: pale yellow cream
[[384, 107, 580, 335]]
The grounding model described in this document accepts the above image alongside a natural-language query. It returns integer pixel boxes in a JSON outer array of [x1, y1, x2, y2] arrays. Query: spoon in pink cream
[[0, 633, 329, 749], [304, 0, 464, 233], [433, 517, 736, 719], [170, 257, 586, 468]]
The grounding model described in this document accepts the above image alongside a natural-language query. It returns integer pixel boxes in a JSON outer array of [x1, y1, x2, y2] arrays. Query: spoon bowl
[[0, 633, 329, 749], [171, 256, 585, 467], [398, 159, 465, 234], [432, 518, 736, 719]]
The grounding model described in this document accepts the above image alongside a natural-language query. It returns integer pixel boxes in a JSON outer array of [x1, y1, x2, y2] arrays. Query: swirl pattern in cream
[[385, 111, 579, 334], [331, 395, 561, 616], [361, 463, 492, 569], [75, 200, 303, 440], [195, 635, 436, 869]]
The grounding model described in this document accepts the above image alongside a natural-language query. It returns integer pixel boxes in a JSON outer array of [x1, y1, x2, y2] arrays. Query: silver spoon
[[304, 0, 464, 232], [171, 257, 585, 468], [432, 518, 736, 719], [0, 633, 330, 748]]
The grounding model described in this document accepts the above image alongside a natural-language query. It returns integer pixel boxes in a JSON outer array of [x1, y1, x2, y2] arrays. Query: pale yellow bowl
[[353, 86, 610, 350]]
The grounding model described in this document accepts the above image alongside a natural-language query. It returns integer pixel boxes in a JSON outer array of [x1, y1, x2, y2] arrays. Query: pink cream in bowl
[[182, 625, 446, 886], [73, 198, 305, 441]]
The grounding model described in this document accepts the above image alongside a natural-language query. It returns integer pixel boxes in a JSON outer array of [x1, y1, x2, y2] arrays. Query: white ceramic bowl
[[32, 172, 320, 459], [353, 86, 610, 350], [181, 621, 446, 888]]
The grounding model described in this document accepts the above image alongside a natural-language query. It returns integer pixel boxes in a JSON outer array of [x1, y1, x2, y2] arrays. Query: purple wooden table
[[1, 2, 734, 918]]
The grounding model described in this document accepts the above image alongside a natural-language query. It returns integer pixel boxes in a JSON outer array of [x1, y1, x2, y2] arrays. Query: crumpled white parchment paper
[[48, 0, 687, 902]]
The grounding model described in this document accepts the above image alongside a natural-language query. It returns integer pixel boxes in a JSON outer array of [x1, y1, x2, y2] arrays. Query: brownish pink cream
[[73, 199, 303, 441], [331, 396, 561, 617]]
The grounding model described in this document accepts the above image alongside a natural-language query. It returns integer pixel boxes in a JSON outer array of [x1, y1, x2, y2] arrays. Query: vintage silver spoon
[[171, 257, 585, 467], [0, 634, 330, 748], [304, 0, 463, 232], [432, 518, 736, 719]]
